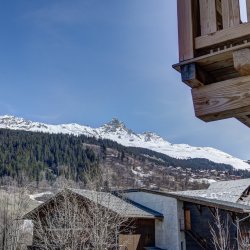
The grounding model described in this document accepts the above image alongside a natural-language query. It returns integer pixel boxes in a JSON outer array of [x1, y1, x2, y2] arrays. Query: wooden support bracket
[[192, 75, 250, 122], [233, 48, 250, 76], [236, 114, 250, 128], [181, 63, 214, 88]]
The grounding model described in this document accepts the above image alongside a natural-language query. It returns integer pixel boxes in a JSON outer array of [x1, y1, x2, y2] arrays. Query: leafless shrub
[[0, 180, 31, 250], [210, 208, 250, 250], [209, 208, 234, 250], [30, 167, 134, 250], [238, 228, 250, 250], [235, 216, 250, 250]]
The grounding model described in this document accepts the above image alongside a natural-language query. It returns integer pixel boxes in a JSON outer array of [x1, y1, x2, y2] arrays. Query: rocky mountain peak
[[142, 132, 162, 142], [0, 115, 30, 126], [0, 115, 47, 130], [101, 118, 135, 135], [0, 114, 249, 170]]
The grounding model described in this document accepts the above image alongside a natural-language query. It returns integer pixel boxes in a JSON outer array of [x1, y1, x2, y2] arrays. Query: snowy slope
[[0, 115, 249, 171]]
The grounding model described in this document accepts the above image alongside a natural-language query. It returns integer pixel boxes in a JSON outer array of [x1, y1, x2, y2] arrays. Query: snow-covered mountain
[[0, 115, 249, 171]]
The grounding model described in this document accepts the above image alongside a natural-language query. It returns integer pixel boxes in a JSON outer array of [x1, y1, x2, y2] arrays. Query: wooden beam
[[221, 0, 240, 29], [199, 0, 217, 35], [177, 0, 194, 61], [195, 22, 250, 49], [181, 63, 214, 87], [236, 114, 250, 127], [173, 42, 250, 72], [191, 75, 250, 122], [246, 0, 250, 22], [233, 48, 250, 75]]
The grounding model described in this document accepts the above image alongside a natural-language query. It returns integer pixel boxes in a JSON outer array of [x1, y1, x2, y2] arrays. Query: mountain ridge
[[0, 115, 249, 171]]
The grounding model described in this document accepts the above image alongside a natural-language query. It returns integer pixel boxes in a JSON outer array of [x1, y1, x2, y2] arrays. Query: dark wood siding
[[134, 219, 155, 250], [184, 202, 238, 250]]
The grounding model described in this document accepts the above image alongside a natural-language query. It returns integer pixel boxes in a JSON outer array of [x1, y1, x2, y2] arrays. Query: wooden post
[[177, 0, 195, 61], [199, 0, 217, 35], [221, 0, 240, 29]]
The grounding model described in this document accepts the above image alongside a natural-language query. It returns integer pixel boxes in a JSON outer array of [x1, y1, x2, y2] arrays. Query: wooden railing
[[177, 0, 250, 61], [175, 0, 250, 127]]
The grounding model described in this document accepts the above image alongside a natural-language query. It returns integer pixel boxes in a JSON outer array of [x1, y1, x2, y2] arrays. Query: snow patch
[[29, 191, 53, 203]]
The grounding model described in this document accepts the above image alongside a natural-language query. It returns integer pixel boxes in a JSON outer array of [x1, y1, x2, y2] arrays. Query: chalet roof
[[24, 189, 163, 220], [69, 189, 163, 219], [167, 192, 250, 213], [123, 179, 250, 214], [172, 178, 250, 203]]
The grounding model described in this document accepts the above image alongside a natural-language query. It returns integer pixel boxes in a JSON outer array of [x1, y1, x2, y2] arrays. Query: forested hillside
[[0, 129, 99, 183], [0, 128, 249, 186]]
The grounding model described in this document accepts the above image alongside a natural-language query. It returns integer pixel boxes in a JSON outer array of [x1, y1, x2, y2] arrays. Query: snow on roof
[[69, 189, 163, 219], [123, 185, 250, 213], [172, 178, 250, 203]]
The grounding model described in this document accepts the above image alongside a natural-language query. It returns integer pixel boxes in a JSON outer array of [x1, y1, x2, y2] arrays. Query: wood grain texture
[[233, 48, 250, 75], [199, 0, 217, 35], [173, 42, 250, 72], [236, 114, 250, 127], [195, 22, 250, 49], [221, 0, 240, 29], [191, 75, 250, 121], [185, 209, 192, 231], [177, 0, 194, 61], [247, 0, 250, 22], [119, 234, 140, 250]]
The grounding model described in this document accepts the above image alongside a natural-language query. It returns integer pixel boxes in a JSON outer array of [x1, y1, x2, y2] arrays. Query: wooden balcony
[[173, 0, 250, 127]]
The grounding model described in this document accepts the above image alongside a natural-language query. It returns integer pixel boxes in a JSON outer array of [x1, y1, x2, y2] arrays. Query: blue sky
[[0, 0, 250, 159]]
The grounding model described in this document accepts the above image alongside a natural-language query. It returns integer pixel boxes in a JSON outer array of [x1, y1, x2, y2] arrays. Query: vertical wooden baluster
[[199, 0, 217, 35], [221, 0, 240, 28], [246, 0, 250, 22], [177, 0, 195, 61]]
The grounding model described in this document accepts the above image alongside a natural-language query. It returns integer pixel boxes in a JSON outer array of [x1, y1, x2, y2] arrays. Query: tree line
[[0, 128, 249, 185]]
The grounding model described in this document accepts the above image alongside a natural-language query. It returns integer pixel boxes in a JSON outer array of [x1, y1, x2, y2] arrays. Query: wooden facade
[[183, 202, 236, 249], [120, 219, 155, 250], [173, 0, 250, 127], [25, 191, 156, 250]]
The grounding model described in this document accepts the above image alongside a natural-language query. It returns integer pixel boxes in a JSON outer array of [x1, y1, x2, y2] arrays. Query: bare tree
[[30, 168, 134, 250], [235, 215, 250, 250], [210, 208, 250, 250], [209, 208, 234, 250], [237, 228, 250, 250], [31, 190, 91, 250], [0, 180, 30, 250]]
